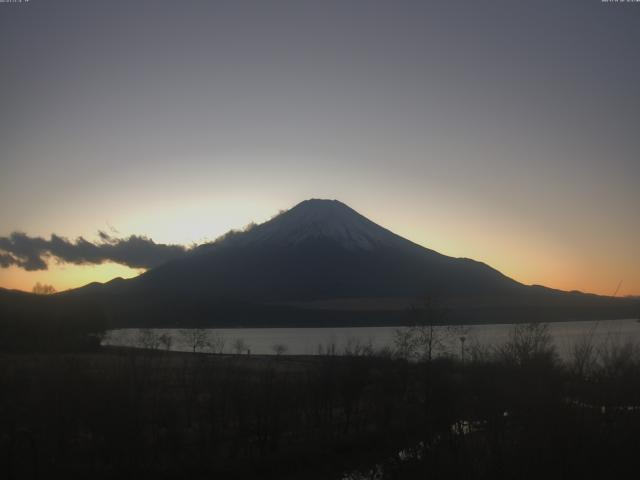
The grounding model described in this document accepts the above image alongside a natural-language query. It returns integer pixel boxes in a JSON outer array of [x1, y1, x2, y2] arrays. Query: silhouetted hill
[[61, 199, 638, 327], [0, 288, 105, 351]]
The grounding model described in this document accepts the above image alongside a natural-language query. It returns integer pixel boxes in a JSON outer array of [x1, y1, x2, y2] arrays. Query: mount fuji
[[66, 199, 637, 327]]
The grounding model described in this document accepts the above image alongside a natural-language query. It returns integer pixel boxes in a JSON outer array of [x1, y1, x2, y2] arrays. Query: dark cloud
[[0, 253, 18, 268], [0, 231, 190, 271]]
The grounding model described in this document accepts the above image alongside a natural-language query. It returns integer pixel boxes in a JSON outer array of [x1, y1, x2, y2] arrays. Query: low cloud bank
[[0, 231, 190, 271]]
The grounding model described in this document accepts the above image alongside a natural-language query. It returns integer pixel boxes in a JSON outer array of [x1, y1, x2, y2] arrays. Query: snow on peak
[[234, 199, 408, 251]]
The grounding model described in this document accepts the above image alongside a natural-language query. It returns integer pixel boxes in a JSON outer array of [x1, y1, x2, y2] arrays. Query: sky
[[1, 0, 639, 296]]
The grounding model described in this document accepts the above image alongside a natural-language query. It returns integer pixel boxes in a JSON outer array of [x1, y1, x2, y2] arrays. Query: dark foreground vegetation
[[2, 322, 640, 480]]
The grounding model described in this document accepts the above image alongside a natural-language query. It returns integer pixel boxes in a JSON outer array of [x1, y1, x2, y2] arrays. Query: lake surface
[[103, 318, 640, 360]]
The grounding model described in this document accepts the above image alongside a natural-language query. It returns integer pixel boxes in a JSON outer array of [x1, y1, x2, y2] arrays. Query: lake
[[103, 318, 640, 360]]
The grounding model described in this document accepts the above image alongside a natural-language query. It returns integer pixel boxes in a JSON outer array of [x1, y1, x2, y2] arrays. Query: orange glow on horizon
[[0, 256, 637, 298], [0, 263, 143, 293], [0, 203, 638, 297]]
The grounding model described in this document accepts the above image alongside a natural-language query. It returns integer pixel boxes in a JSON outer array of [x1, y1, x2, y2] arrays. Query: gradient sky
[[1, 0, 639, 296]]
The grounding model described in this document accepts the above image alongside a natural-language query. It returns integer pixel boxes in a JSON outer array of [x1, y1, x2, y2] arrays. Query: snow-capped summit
[[65, 198, 636, 327], [229, 199, 409, 251]]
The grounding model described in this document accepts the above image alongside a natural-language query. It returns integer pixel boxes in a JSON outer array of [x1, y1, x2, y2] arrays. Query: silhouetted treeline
[[0, 290, 105, 352], [2, 329, 640, 479], [70, 293, 640, 328]]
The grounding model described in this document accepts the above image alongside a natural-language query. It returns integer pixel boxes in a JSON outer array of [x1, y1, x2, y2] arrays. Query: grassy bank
[[2, 325, 640, 479]]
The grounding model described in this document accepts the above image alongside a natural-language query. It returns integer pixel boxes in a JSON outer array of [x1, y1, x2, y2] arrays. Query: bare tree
[[208, 332, 226, 354], [233, 338, 248, 355], [597, 337, 639, 379], [570, 334, 597, 378], [180, 328, 210, 353], [159, 332, 173, 351], [467, 338, 492, 363], [496, 322, 556, 366], [393, 298, 462, 361], [32, 282, 56, 295], [393, 327, 418, 359], [343, 337, 374, 357], [272, 343, 288, 356], [317, 339, 337, 356]]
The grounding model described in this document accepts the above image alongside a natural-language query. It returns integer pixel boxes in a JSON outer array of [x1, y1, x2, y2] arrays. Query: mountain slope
[[64, 199, 638, 327], [138, 199, 523, 300]]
